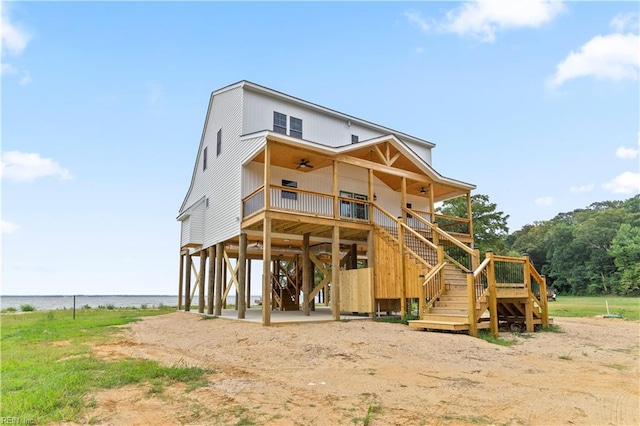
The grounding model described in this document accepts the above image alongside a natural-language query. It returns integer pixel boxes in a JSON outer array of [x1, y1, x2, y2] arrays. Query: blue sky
[[2, 1, 639, 295]]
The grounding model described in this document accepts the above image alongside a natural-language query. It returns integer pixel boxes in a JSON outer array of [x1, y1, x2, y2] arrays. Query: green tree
[[437, 194, 510, 255], [609, 223, 640, 296]]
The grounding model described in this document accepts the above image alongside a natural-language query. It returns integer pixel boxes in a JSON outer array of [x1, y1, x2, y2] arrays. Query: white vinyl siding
[[180, 200, 205, 247], [180, 217, 191, 247], [241, 89, 433, 164]]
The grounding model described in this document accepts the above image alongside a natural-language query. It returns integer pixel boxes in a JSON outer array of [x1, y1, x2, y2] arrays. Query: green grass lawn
[[548, 296, 640, 321], [1, 307, 211, 424]]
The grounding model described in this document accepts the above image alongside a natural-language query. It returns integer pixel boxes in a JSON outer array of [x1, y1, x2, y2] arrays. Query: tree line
[[438, 194, 640, 296]]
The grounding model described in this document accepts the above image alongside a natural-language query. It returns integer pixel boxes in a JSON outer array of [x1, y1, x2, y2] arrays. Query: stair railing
[[403, 207, 479, 272]]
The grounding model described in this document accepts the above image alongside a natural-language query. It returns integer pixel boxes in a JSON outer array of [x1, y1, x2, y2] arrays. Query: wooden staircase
[[409, 265, 491, 332]]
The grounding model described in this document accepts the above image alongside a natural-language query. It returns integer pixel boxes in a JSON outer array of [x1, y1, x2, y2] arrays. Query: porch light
[[420, 187, 427, 194]]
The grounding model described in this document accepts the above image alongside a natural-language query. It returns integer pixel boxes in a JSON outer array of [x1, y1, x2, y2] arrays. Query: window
[[351, 134, 359, 144], [282, 180, 297, 200], [273, 112, 287, 134], [340, 191, 369, 220], [205, 197, 210, 208], [203, 147, 208, 171], [406, 203, 412, 219], [290, 116, 303, 139], [216, 128, 222, 156]]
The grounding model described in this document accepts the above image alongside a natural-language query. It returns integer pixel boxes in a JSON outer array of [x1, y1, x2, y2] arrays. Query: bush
[[3, 307, 18, 313], [20, 304, 36, 312], [105, 304, 116, 310]]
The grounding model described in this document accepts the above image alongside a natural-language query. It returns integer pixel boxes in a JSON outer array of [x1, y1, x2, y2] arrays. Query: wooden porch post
[[367, 228, 375, 317], [399, 176, 407, 317], [467, 272, 477, 337], [487, 251, 498, 337], [214, 242, 223, 316], [246, 260, 252, 310], [331, 225, 341, 320], [184, 252, 192, 311], [178, 250, 184, 310], [466, 191, 474, 248], [333, 160, 339, 219], [237, 233, 247, 319], [262, 215, 272, 325], [198, 249, 206, 313], [302, 233, 311, 316], [207, 246, 215, 315], [523, 254, 534, 332], [368, 168, 375, 221], [429, 183, 435, 222]]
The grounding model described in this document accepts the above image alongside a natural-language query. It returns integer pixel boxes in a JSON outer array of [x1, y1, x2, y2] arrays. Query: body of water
[[0, 295, 263, 311]]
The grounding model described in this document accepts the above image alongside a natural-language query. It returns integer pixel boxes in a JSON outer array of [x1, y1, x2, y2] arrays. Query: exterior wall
[[242, 89, 432, 164], [180, 86, 265, 248], [180, 217, 191, 247]]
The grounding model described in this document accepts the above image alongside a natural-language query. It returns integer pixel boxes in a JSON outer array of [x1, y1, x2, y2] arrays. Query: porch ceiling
[[251, 140, 468, 201]]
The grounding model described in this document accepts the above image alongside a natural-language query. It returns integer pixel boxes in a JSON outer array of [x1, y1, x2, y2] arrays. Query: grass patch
[[1, 307, 211, 423], [558, 354, 573, 360], [374, 312, 419, 325], [478, 330, 517, 347], [539, 324, 563, 333], [605, 363, 628, 371], [548, 296, 640, 321], [20, 304, 36, 312]]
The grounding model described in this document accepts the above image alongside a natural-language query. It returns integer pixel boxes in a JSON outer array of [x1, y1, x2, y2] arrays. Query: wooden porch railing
[[469, 252, 549, 337]]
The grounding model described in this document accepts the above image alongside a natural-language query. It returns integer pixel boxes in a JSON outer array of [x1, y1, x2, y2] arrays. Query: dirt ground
[[75, 312, 638, 426]]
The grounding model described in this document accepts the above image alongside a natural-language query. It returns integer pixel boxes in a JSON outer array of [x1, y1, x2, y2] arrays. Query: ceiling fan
[[295, 159, 314, 169]]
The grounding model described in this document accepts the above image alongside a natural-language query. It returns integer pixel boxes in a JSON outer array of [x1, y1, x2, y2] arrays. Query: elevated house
[[177, 81, 549, 336]]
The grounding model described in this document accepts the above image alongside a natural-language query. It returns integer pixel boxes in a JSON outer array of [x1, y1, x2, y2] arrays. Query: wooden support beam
[[184, 253, 192, 311], [399, 176, 407, 317], [524, 254, 534, 332], [429, 182, 435, 222], [189, 262, 200, 302], [207, 246, 215, 315], [198, 250, 206, 313], [487, 251, 499, 337], [302, 233, 311, 316], [467, 272, 477, 337], [262, 215, 272, 325], [331, 225, 341, 320], [178, 252, 184, 310], [332, 160, 339, 219], [367, 229, 375, 317], [237, 233, 247, 319], [247, 260, 252, 310], [466, 191, 474, 248], [214, 242, 223, 316]]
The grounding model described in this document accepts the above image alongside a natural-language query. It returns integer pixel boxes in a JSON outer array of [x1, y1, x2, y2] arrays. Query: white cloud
[[1, 63, 17, 75], [548, 32, 640, 88], [1, 220, 20, 234], [405, 10, 430, 32], [570, 184, 594, 193], [415, 46, 424, 54], [603, 171, 640, 194], [616, 146, 639, 159], [1, 9, 31, 56], [535, 196, 554, 206], [615, 132, 640, 159], [439, 0, 565, 43], [1, 151, 72, 182], [611, 12, 639, 33]]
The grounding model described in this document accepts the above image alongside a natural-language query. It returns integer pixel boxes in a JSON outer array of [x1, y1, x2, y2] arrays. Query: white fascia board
[[176, 196, 205, 221], [240, 81, 436, 149]]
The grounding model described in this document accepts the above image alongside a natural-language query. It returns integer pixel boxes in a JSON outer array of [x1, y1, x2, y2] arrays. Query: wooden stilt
[[184, 253, 192, 311], [399, 176, 407, 317], [262, 215, 272, 326], [178, 251, 184, 310], [207, 246, 215, 315], [198, 250, 206, 313], [331, 225, 340, 320], [367, 229, 375, 317], [214, 242, 223, 316], [247, 260, 252, 309], [302, 233, 311, 316], [237, 233, 247, 319], [223, 259, 228, 309]]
